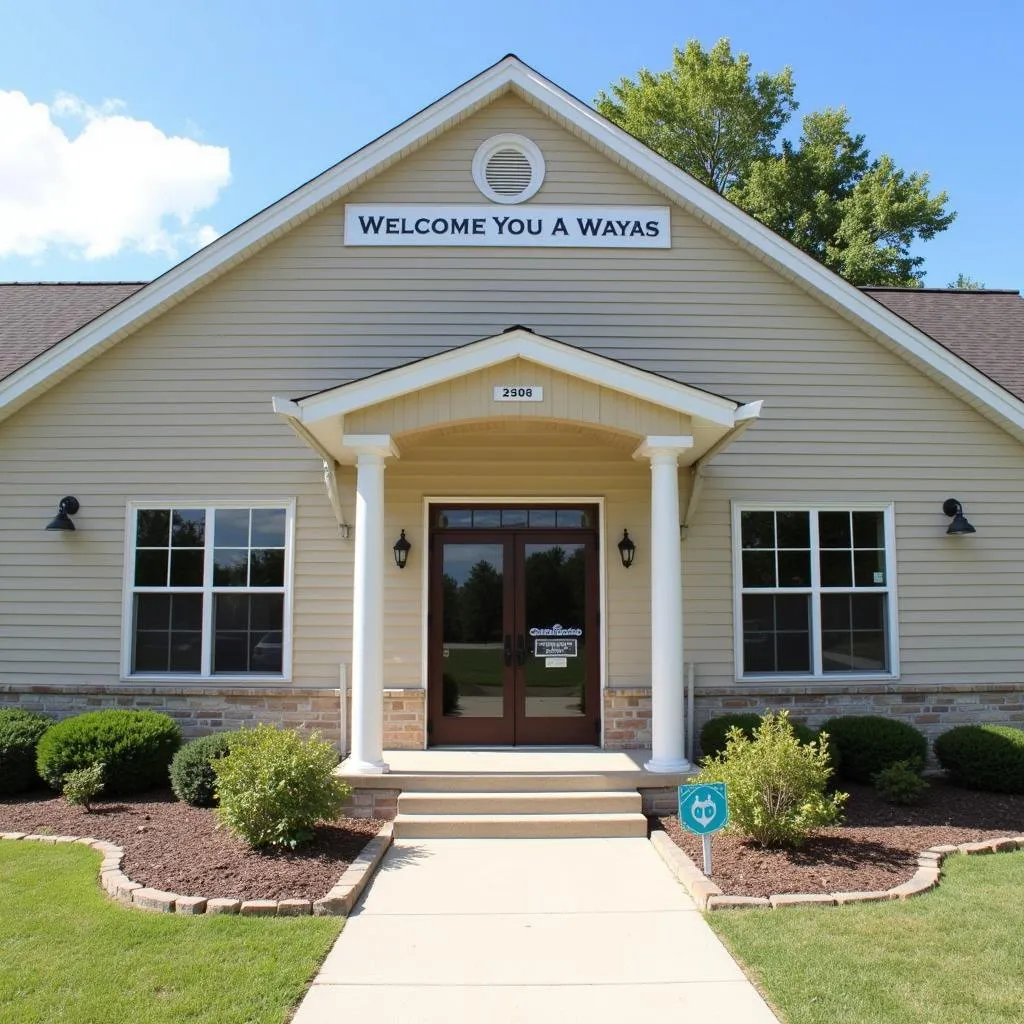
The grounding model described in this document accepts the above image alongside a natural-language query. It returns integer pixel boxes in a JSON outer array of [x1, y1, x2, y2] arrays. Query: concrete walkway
[[293, 837, 779, 1023]]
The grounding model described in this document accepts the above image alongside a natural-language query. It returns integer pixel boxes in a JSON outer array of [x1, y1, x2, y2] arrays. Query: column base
[[341, 757, 391, 775], [644, 756, 692, 774]]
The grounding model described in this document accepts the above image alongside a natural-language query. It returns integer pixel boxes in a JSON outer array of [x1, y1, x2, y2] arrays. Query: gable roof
[[863, 288, 1024, 401], [0, 54, 1023, 442], [0, 282, 145, 380]]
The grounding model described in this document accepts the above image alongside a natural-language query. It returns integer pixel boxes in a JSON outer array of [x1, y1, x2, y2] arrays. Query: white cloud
[[0, 90, 231, 261]]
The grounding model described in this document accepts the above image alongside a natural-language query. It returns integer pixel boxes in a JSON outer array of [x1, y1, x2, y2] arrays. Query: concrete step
[[338, 771, 670, 793], [398, 790, 642, 815], [393, 811, 649, 839]]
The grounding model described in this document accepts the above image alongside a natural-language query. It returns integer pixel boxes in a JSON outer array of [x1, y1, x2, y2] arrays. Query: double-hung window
[[733, 504, 896, 679], [125, 502, 293, 678]]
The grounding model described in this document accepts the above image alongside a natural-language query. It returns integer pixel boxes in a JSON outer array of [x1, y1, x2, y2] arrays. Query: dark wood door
[[428, 522, 599, 746]]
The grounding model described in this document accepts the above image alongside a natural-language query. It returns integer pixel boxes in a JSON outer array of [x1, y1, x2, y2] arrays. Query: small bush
[[695, 710, 846, 848], [934, 725, 1024, 794], [36, 709, 181, 794], [0, 709, 52, 795], [872, 760, 929, 804], [700, 713, 841, 775], [212, 725, 350, 849], [169, 732, 237, 807], [821, 715, 927, 783], [62, 763, 105, 811]]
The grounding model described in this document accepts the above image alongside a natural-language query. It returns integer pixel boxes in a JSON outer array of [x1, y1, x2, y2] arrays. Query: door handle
[[503, 634, 513, 667], [515, 635, 526, 666]]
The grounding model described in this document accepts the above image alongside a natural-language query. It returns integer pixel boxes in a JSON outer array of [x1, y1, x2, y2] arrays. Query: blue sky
[[1, 0, 1020, 288]]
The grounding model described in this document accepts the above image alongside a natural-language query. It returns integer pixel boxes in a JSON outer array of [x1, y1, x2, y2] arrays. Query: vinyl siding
[[1, 92, 1022, 692]]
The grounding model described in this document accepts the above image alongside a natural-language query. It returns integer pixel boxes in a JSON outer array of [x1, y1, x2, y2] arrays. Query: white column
[[635, 436, 694, 773], [344, 435, 399, 774]]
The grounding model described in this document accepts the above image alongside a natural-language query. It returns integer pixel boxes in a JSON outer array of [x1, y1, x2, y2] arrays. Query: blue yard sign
[[678, 783, 728, 875]]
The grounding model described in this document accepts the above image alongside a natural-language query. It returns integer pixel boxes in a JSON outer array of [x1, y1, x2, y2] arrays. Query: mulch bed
[[653, 779, 1024, 898], [0, 788, 384, 902]]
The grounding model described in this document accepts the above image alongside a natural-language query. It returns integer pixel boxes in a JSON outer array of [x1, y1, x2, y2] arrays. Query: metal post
[[702, 833, 712, 876]]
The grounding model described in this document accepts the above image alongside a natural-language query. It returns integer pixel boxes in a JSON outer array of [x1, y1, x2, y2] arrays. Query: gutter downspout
[[681, 401, 762, 539]]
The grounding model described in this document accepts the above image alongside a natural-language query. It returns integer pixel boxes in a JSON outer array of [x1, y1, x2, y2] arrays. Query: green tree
[[595, 39, 796, 193], [598, 40, 955, 286], [948, 273, 986, 289]]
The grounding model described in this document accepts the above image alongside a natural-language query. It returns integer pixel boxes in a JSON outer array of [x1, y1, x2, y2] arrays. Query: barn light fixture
[[393, 529, 412, 569], [45, 496, 80, 532], [943, 498, 976, 536], [617, 529, 636, 568]]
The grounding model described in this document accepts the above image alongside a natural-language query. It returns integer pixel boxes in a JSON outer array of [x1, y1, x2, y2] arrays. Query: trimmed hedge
[[169, 732, 236, 807], [36, 709, 181, 795], [821, 715, 927, 783], [0, 709, 52, 795], [934, 725, 1024, 794]]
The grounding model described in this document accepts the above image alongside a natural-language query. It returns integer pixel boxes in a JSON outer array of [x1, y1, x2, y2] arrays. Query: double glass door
[[428, 508, 599, 745]]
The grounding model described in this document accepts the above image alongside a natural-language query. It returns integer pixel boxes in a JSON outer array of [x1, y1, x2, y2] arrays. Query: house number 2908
[[493, 385, 544, 402]]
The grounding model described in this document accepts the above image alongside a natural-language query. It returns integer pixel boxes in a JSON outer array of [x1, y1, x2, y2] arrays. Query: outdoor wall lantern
[[943, 498, 977, 536], [45, 496, 80, 532], [393, 529, 412, 568], [617, 529, 636, 568]]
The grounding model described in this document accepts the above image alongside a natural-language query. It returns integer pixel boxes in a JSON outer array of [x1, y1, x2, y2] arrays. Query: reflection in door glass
[[441, 544, 505, 718], [523, 543, 586, 718]]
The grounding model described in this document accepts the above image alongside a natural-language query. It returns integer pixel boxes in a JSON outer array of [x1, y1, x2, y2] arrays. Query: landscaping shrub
[[934, 725, 1024, 794], [62, 763, 105, 811], [36, 709, 181, 795], [212, 725, 350, 849], [872, 759, 929, 805], [820, 715, 927, 783], [695, 710, 846, 848], [700, 713, 841, 775], [169, 732, 237, 807], [0, 709, 52, 795]]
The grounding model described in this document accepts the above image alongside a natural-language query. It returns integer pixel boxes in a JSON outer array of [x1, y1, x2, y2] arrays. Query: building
[[2, 57, 1023, 811]]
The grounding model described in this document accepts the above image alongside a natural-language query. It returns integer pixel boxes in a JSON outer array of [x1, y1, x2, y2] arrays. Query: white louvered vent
[[473, 135, 545, 204], [484, 148, 533, 197]]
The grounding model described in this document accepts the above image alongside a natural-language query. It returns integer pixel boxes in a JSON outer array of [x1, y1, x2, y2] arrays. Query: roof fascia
[[288, 329, 739, 427]]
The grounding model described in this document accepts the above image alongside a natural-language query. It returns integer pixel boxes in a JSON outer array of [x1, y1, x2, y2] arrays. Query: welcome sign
[[344, 204, 671, 247]]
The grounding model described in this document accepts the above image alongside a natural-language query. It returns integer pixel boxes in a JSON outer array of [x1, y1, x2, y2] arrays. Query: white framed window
[[121, 501, 295, 680], [731, 503, 898, 680], [472, 134, 546, 204]]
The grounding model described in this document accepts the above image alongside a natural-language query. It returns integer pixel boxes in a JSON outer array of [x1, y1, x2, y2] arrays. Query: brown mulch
[[0, 788, 384, 902], [653, 779, 1024, 898]]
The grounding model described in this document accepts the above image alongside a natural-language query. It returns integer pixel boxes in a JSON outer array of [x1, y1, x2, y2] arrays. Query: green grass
[[0, 841, 343, 1024], [709, 851, 1024, 1024]]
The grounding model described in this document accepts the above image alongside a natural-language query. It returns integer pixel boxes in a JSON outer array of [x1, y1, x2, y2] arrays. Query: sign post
[[678, 782, 729, 876]]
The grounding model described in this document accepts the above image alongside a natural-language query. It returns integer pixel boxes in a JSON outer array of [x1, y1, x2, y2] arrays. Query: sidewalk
[[293, 836, 779, 1023]]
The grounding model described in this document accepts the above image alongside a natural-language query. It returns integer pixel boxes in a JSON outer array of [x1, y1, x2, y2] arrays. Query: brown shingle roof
[[0, 282, 146, 380], [863, 287, 1024, 401], [1, 281, 1022, 406]]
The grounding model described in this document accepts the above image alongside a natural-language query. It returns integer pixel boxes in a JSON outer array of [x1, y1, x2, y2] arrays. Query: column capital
[[340, 434, 400, 462], [632, 435, 694, 463]]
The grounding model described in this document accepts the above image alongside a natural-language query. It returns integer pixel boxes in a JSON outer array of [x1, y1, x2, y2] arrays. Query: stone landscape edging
[[0, 822, 394, 917], [649, 828, 1024, 910]]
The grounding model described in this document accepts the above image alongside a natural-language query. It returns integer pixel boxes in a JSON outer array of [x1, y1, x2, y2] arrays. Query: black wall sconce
[[393, 529, 411, 568], [943, 498, 976, 536], [617, 529, 636, 568], [45, 496, 80, 532]]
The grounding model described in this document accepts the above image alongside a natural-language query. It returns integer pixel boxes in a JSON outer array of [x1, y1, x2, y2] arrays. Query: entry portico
[[273, 327, 762, 774]]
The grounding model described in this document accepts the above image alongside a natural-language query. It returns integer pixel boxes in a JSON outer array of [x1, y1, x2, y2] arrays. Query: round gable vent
[[472, 134, 545, 204]]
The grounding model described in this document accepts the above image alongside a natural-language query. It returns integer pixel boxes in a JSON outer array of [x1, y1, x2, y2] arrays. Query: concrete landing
[[292, 837, 779, 1023]]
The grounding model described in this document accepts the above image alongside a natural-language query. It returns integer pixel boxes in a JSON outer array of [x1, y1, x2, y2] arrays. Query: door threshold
[[426, 745, 603, 752]]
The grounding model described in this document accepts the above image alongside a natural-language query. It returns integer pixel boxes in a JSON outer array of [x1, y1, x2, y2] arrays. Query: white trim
[[729, 501, 899, 683], [633, 435, 695, 460], [5, 55, 1023, 441], [471, 133, 545, 204], [288, 330, 740, 428], [421, 497, 609, 745], [119, 499, 296, 682]]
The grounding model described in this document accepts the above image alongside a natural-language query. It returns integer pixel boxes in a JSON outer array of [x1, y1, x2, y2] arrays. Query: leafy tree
[[596, 39, 796, 194], [598, 40, 955, 286], [948, 273, 986, 289]]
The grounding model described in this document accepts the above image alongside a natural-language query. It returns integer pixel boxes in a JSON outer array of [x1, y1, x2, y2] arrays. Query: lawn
[[709, 850, 1024, 1024], [0, 841, 342, 1024]]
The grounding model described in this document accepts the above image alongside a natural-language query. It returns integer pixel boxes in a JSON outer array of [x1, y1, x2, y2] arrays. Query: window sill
[[735, 672, 900, 685], [121, 674, 292, 685]]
